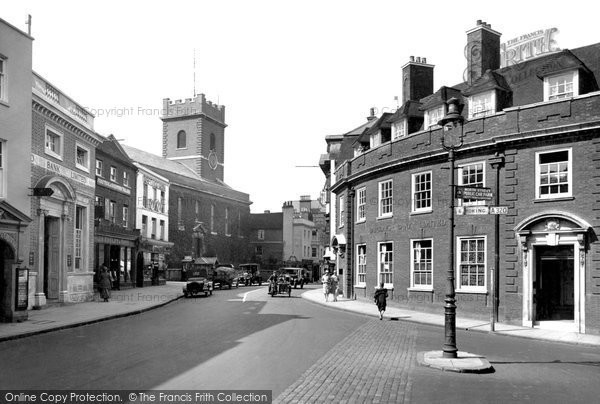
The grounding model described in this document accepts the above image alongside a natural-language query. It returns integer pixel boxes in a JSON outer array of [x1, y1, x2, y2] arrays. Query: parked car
[[212, 266, 239, 289], [281, 267, 305, 289], [182, 267, 213, 297]]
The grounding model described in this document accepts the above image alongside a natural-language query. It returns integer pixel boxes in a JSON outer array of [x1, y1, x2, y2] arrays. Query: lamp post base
[[418, 351, 494, 373]]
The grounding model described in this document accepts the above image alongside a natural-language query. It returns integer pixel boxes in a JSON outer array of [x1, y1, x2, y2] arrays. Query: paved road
[[1, 284, 599, 403], [0, 285, 367, 397]]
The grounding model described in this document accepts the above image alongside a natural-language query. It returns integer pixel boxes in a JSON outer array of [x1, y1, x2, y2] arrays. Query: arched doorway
[[515, 211, 592, 333], [0, 239, 16, 321]]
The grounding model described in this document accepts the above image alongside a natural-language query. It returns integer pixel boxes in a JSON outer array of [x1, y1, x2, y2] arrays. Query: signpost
[[489, 206, 509, 215], [455, 186, 493, 200]]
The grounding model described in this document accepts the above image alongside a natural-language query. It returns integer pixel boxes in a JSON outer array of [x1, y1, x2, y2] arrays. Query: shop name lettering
[[500, 28, 560, 67], [369, 219, 447, 234], [31, 154, 94, 187]]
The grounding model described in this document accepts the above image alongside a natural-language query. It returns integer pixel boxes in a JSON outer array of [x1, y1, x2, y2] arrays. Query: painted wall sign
[[500, 28, 560, 68], [97, 177, 131, 195], [31, 154, 96, 188]]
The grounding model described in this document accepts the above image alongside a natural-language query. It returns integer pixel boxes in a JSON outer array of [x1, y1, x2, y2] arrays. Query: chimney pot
[[416, 57, 421, 63], [410, 56, 415, 62], [422, 57, 427, 64], [477, 19, 482, 25]]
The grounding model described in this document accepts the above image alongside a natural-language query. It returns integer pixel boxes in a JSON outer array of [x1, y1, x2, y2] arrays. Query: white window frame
[[74, 205, 86, 272], [458, 162, 486, 206], [377, 241, 393, 288], [75, 143, 90, 173], [109, 166, 117, 182], [0, 141, 5, 198], [543, 70, 579, 101], [410, 239, 433, 290], [370, 130, 381, 148], [95, 159, 103, 177], [535, 148, 572, 199], [45, 125, 63, 160], [356, 244, 366, 287], [378, 179, 393, 218], [456, 235, 487, 293], [356, 187, 366, 222], [392, 119, 406, 140], [339, 196, 345, 228], [412, 171, 432, 213], [0, 57, 7, 103], [123, 171, 129, 187], [122, 205, 129, 228], [468, 90, 496, 119], [424, 105, 445, 129], [257, 229, 264, 240]]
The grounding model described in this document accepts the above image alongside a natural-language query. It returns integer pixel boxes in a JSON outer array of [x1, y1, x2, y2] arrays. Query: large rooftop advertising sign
[[500, 28, 560, 68]]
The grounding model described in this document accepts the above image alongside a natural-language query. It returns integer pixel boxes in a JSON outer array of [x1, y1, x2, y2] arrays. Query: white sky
[[3, 0, 600, 212]]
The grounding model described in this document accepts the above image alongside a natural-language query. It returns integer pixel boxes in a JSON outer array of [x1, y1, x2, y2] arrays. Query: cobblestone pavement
[[275, 320, 418, 404]]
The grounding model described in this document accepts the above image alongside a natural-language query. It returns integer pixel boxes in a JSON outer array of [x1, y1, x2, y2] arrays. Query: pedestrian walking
[[374, 282, 388, 320], [330, 272, 339, 302], [99, 264, 112, 302], [321, 271, 331, 302]]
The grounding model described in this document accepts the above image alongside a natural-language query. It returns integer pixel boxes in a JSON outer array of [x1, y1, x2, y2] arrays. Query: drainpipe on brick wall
[[489, 152, 505, 332], [346, 188, 355, 299]]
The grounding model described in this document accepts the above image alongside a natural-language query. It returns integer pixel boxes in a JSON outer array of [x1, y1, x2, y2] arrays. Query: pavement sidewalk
[[301, 288, 600, 347], [0, 283, 184, 342]]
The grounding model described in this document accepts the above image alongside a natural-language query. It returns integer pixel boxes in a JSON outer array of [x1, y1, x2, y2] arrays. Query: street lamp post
[[438, 97, 465, 359]]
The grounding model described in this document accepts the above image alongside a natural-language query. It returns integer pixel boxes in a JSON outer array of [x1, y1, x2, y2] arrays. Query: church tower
[[161, 94, 226, 182]]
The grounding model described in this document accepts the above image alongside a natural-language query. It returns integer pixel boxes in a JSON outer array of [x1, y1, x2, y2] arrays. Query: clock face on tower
[[208, 150, 219, 170]]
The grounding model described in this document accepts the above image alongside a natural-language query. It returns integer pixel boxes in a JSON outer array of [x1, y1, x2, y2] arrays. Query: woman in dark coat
[[374, 282, 388, 320], [99, 265, 112, 302]]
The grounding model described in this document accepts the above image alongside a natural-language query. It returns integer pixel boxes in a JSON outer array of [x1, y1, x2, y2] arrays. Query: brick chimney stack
[[402, 56, 434, 103], [466, 20, 502, 84]]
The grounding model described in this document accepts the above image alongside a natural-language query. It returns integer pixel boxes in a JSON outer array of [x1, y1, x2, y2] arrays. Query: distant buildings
[[250, 196, 328, 279]]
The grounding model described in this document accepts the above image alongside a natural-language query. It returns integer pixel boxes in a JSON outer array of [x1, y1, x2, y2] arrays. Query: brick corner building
[[325, 21, 600, 335]]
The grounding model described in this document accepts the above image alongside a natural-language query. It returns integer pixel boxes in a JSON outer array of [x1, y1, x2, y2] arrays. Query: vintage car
[[269, 275, 291, 297], [281, 267, 305, 289], [182, 275, 213, 298], [212, 266, 240, 289], [238, 263, 263, 285]]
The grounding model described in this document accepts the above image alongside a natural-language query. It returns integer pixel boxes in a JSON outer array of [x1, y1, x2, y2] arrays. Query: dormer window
[[544, 71, 579, 101], [424, 105, 444, 129], [468, 91, 496, 119], [392, 120, 406, 140]]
